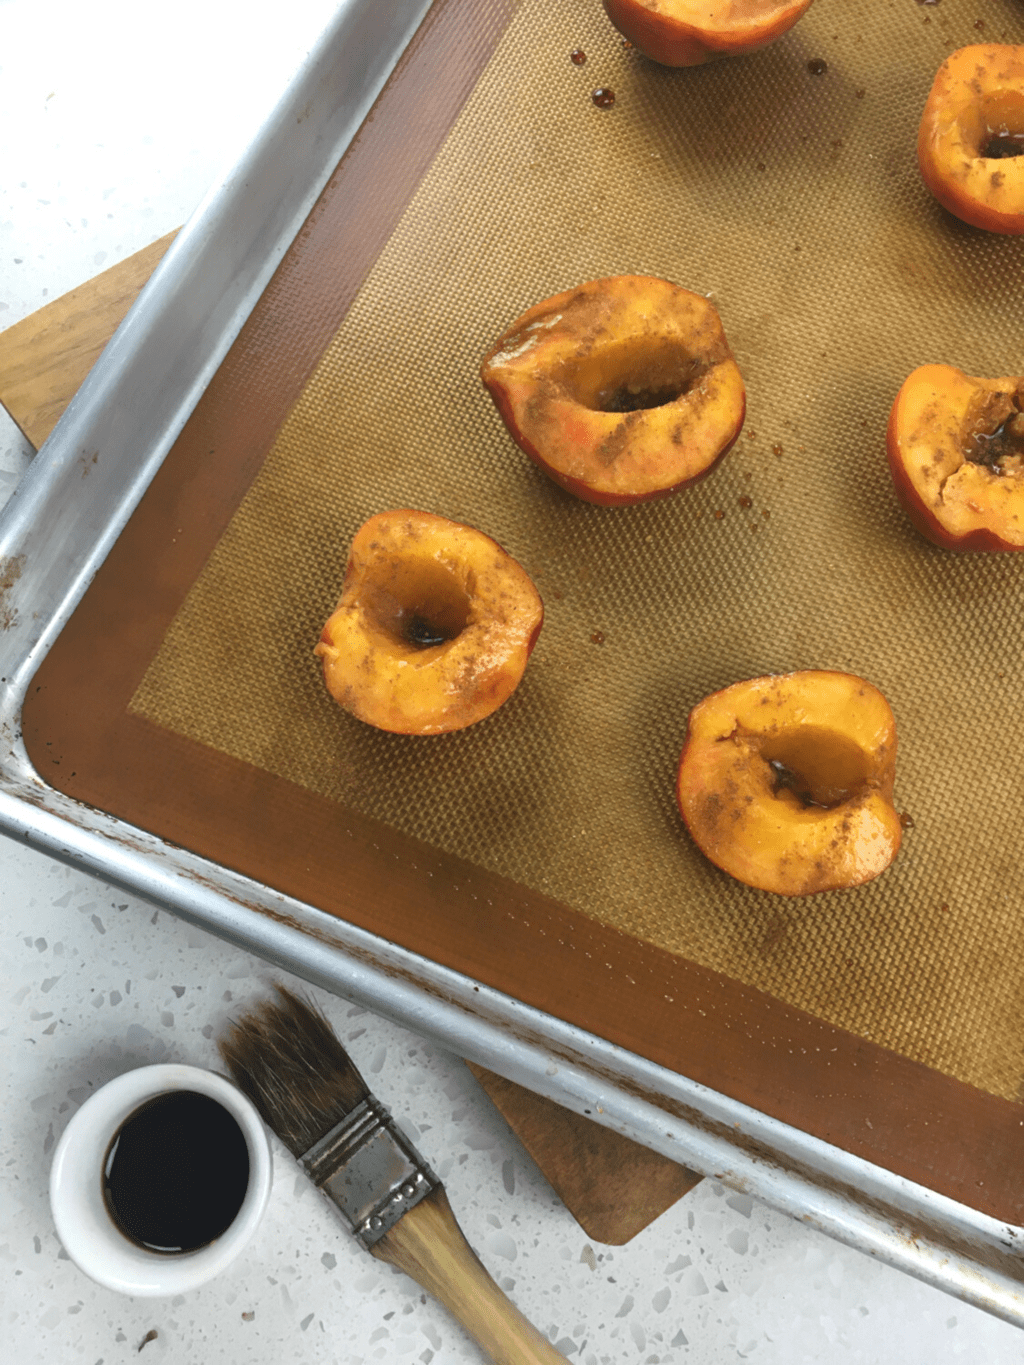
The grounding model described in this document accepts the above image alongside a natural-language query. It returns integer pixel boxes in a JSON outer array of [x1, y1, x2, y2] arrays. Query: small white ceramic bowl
[[49, 1063, 272, 1296]]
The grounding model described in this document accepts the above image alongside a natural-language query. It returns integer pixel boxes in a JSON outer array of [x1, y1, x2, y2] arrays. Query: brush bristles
[[219, 986, 370, 1158]]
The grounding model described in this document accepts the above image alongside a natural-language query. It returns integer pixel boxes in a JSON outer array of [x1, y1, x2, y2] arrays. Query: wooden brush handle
[[370, 1185, 567, 1364]]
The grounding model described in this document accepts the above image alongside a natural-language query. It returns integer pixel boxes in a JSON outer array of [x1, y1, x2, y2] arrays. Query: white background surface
[[1, 1, 1023, 1361]]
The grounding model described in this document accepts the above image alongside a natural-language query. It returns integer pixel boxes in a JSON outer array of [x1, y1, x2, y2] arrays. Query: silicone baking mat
[[25, 0, 1024, 1219]]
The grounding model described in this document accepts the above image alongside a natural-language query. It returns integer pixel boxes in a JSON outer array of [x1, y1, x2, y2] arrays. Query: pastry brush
[[219, 986, 567, 1365]]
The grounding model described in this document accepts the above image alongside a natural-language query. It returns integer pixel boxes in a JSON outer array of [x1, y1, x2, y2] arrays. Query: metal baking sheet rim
[[0, 0, 1021, 1324]]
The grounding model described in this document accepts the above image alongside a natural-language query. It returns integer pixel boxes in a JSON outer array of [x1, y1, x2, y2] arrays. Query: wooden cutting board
[[0, 231, 180, 449], [0, 236, 702, 1243]]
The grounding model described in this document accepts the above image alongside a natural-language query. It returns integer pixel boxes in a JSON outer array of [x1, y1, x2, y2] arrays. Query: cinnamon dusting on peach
[[677, 671, 902, 896], [315, 510, 543, 734], [481, 276, 745, 506], [886, 364, 1024, 551], [918, 44, 1024, 234]]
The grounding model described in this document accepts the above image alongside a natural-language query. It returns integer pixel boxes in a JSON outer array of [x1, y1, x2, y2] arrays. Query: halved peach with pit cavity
[[677, 671, 902, 896], [886, 364, 1024, 551], [918, 45, 1024, 233], [481, 275, 745, 506], [602, 0, 816, 68], [315, 510, 544, 734]]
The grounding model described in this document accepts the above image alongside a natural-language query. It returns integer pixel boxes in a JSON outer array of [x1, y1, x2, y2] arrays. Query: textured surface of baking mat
[[23, 0, 1024, 1220], [130, 0, 1024, 1100]]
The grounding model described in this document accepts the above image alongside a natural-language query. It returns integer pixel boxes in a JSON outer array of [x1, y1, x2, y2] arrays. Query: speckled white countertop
[[1, 3, 1023, 1361]]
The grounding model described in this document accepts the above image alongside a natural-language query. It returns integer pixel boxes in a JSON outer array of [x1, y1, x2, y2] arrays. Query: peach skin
[[603, 0, 815, 68]]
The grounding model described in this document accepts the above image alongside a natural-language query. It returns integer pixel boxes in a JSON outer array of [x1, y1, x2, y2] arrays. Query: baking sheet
[[22, 0, 1024, 1223]]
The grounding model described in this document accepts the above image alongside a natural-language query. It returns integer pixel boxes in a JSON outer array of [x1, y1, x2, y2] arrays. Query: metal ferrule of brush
[[299, 1095, 439, 1250]]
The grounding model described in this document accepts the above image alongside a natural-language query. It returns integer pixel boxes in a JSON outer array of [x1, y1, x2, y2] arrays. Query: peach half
[[602, 0, 815, 68], [886, 364, 1024, 552], [677, 671, 902, 897], [315, 510, 544, 734], [918, 44, 1024, 234], [481, 276, 745, 506]]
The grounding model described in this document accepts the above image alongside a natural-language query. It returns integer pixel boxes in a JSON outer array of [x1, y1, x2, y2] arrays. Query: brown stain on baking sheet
[[0, 554, 26, 631]]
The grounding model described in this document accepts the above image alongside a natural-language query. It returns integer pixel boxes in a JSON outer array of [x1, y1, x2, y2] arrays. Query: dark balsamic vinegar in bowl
[[103, 1090, 251, 1253]]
